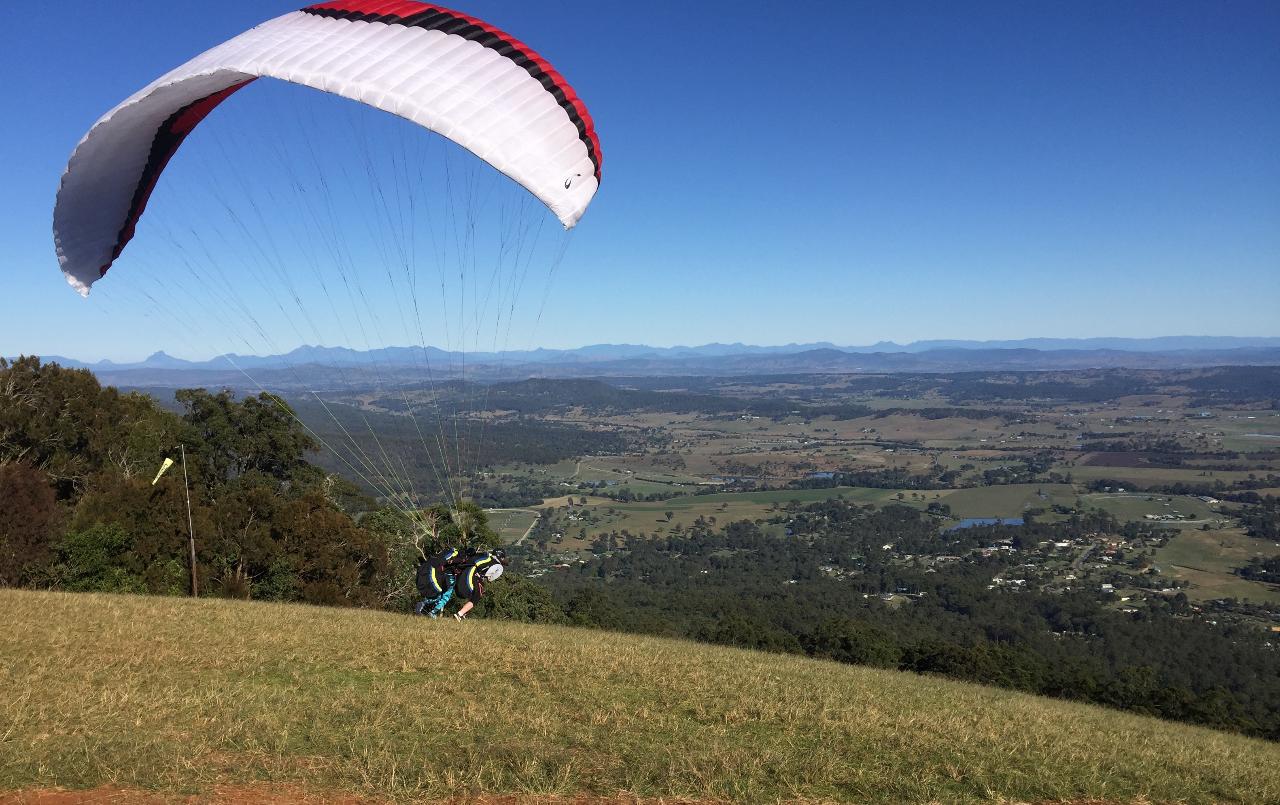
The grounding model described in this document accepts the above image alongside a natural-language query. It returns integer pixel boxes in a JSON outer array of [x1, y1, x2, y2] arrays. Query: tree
[[806, 617, 901, 669], [0, 357, 180, 501], [176, 389, 318, 493], [477, 574, 565, 623], [364, 507, 418, 607], [565, 587, 624, 629], [698, 614, 802, 654], [273, 491, 389, 608], [69, 472, 212, 595], [0, 462, 60, 587]]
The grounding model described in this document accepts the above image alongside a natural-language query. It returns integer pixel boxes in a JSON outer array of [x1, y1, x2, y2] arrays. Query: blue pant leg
[[430, 581, 455, 616]]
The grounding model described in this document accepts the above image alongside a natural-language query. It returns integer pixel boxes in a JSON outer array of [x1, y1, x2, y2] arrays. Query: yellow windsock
[[151, 457, 175, 486]]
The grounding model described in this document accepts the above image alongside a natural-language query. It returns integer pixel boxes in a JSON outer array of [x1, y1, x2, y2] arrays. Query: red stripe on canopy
[[303, 0, 601, 179]]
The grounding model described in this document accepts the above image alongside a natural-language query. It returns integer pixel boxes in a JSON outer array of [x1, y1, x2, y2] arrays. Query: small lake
[[947, 517, 1024, 531]]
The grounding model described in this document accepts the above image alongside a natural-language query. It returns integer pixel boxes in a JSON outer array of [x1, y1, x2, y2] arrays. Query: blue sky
[[3, 1, 1278, 362]]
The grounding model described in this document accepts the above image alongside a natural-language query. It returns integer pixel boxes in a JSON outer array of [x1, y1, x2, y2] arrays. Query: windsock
[[152, 457, 175, 486]]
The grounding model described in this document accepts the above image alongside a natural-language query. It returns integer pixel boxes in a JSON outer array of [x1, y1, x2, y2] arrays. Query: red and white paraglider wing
[[53, 1, 602, 296]]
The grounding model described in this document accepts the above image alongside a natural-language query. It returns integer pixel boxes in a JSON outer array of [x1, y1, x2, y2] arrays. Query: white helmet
[[483, 564, 504, 582]]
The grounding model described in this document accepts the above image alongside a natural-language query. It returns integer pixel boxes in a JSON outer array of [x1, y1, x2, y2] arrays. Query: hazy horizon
[[18, 333, 1280, 367]]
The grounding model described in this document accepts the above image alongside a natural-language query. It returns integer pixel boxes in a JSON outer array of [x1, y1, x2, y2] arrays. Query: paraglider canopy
[[53, 0, 602, 296]]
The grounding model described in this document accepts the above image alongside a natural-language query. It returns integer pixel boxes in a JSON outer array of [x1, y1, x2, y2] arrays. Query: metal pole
[[180, 444, 198, 597]]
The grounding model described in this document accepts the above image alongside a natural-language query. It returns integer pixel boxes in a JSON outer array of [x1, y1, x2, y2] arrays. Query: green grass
[[1082, 493, 1218, 525], [1155, 528, 1280, 603], [1065, 464, 1262, 486], [1214, 414, 1280, 453], [485, 508, 541, 544], [2, 590, 1278, 803], [558, 487, 935, 541], [939, 483, 1076, 519]]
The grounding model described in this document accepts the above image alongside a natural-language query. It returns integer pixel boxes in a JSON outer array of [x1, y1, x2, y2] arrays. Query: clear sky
[[3, 0, 1278, 362]]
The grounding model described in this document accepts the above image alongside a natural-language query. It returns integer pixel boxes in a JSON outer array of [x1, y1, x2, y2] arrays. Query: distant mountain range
[[17, 336, 1280, 390], [30, 336, 1280, 370]]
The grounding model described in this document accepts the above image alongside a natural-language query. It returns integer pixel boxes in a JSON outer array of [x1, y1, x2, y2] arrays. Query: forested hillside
[[2, 357, 511, 611]]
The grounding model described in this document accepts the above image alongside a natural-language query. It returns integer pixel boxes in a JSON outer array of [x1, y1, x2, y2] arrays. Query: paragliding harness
[[459, 552, 506, 600], [414, 547, 460, 618], [415, 549, 504, 616]]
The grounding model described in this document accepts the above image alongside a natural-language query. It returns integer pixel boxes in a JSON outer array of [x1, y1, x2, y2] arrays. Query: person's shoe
[[454, 612, 465, 622], [428, 611, 440, 619]]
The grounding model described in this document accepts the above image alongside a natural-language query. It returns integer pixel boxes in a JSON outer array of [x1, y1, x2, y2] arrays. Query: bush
[[476, 574, 566, 624], [56, 523, 144, 593]]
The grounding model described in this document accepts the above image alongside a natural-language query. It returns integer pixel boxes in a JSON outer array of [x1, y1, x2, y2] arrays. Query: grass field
[[550, 487, 940, 542], [1081, 493, 1220, 525], [1215, 414, 1280, 453], [485, 508, 541, 544], [937, 483, 1076, 519], [1155, 527, 1280, 603], [1064, 463, 1263, 486], [2, 590, 1278, 803]]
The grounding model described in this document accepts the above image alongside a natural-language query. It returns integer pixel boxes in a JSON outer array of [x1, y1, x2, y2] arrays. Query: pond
[[947, 517, 1024, 531]]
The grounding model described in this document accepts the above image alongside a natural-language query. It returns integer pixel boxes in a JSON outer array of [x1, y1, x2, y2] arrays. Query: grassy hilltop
[[1, 590, 1277, 804]]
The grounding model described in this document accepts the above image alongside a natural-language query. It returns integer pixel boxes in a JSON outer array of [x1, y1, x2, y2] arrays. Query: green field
[[1082, 493, 1219, 525], [2, 590, 1277, 803], [937, 483, 1076, 519], [486, 508, 541, 544], [1065, 463, 1263, 486], [1215, 414, 1280, 452], [1155, 528, 1280, 603], [551, 487, 942, 541]]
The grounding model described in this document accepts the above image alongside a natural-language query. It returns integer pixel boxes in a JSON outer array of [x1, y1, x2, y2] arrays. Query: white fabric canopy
[[54, 2, 601, 295]]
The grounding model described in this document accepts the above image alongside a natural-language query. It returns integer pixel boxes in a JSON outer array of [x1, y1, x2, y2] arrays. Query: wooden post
[[180, 444, 198, 597]]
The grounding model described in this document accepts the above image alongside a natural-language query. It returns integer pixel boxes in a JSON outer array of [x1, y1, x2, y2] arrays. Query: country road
[[1073, 544, 1095, 570]]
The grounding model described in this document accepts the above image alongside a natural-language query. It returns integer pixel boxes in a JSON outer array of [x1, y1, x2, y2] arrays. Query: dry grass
[[2, 590, 1277, 804]]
